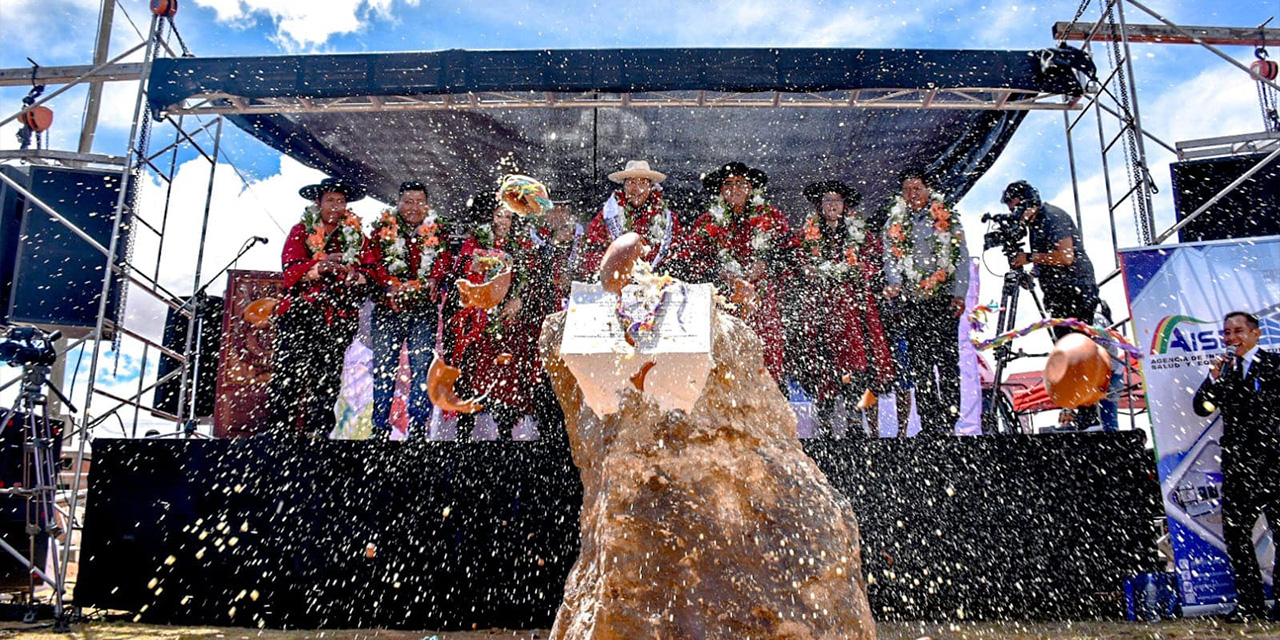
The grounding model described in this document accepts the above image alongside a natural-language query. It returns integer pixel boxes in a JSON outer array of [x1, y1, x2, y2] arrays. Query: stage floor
[[4, 620, 1279, 639]]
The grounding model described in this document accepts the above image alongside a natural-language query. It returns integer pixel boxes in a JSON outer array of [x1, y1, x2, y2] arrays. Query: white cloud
[[662, 0, 916, 47], [189, 0, 417, 50], [0, 0, 100, 60]]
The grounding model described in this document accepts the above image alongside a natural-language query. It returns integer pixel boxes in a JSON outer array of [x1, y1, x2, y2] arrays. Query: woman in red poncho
[[684, 162, 794, 383], [794, 181, 895, 438], [265, 177, 370, 438], [449, 195, 541, 438]]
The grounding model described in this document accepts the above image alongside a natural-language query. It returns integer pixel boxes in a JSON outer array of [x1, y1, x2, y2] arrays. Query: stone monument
[[540, 277, 877, 639]]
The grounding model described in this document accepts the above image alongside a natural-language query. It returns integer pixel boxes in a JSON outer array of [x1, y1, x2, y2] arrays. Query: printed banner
[[1119, 236, 1280, 615]]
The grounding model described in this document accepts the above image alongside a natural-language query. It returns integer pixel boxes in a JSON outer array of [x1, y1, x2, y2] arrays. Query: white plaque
[[560, 281, 714, 416]]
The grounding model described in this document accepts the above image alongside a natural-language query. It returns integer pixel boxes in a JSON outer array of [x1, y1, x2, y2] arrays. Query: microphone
[[252, 236, 270, 246]]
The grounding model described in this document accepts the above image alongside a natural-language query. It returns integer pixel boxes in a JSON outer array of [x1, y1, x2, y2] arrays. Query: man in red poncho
[[264, 177, 370, 437], [579, 160, 681, 279]]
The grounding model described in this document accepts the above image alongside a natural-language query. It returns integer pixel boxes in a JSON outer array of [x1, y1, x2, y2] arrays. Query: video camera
[[0, 326, 60, 368], [980, 211, 1028, 264]]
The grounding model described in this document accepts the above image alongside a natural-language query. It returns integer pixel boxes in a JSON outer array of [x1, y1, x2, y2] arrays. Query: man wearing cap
[[686, 162, 794, 382], [580, 160, 681, 278], [794, 180, 895, 438], [882, 167, 970, 437], [265, 177, 370, 437], [364, 180, 452, 439]]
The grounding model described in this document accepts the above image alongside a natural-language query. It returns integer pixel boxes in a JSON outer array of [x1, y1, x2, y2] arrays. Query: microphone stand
[[175, 237, 268, 317]]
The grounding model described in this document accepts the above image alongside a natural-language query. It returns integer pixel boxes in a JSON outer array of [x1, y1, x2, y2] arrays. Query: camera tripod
[[0, 355, 74, 630], [986, 265, 1046, 436]]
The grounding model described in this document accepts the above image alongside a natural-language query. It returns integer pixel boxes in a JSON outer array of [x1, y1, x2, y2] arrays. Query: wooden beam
[[1053, 21, 1280, 46], [0, 62, 143, 87]]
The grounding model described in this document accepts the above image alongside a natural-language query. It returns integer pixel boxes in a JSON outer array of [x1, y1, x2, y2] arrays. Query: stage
[[74, 431, 1162, 629]]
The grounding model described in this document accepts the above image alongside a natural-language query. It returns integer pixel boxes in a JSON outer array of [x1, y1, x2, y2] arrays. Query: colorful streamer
[[968, 304, 1143, 360]]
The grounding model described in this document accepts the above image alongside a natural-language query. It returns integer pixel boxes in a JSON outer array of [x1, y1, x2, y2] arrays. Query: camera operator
[[1001, 181, 1098, 343], [1002, 181, 1102, 430]]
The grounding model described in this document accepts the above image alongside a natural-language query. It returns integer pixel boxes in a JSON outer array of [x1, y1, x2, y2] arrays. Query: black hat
[[701, 162, 769, 193], [398, 180, 429, 197], [802, 180, 862, 209], [464, 191, 501, 225], [299, 177, 366, 203]]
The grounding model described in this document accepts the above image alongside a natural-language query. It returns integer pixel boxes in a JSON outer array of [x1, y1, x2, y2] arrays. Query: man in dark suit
[[1193, 310, 1280, 622]]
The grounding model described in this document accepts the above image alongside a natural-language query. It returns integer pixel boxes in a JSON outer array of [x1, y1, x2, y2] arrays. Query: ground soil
[[1, 621, 1279, 639]]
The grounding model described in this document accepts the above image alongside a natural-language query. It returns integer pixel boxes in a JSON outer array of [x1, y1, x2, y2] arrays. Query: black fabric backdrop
[[229, 106, 1024, 227], [74, 432, 1161, 629]]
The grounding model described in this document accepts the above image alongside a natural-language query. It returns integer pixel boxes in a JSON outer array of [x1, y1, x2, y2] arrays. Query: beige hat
[[608, 160, 666, 184]]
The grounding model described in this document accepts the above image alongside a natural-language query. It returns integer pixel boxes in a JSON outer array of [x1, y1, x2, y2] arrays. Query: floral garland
[[800, 212, 868, 280], [610, 189, 671, 250], [373, 204, 442, 277], [703, 189, 776, 276], [470, 223, 531, 334], [301, 204, 364, 264], [472, 223, 502, 252], [884, 191, 963, 297], [372, 207, 443, 290]]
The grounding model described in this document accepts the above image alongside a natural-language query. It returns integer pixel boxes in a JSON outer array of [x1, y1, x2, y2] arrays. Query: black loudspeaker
[[0, 165, 134, 335], [153, 295, 224, 419], [0, 167, 26, 324], [1171, 152, 1280, 243]]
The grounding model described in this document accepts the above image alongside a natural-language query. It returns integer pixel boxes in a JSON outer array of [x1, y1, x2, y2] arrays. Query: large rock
[[540, 306, 877, 640]]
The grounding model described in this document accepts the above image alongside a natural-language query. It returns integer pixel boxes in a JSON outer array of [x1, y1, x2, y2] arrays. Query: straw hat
[[608, 160, 666, 184]]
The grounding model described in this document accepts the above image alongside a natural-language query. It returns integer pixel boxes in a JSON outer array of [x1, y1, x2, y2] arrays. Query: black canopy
[[147, 47, 1088, 222]]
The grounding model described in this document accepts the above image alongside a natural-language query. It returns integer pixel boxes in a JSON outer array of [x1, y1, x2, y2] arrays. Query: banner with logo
[[1119, 236, 1280, 615]]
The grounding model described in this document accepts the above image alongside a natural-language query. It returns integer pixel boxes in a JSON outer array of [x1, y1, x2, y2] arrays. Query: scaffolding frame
[[0, 8, 242, 623], [1052, 0, 1280, 431], [165, 86, 1083, 115]]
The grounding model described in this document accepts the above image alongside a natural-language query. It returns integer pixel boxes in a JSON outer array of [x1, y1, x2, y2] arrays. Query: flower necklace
[[372, 206, 443, 289], [884, 191, 963, 296], [703, 190, 776, 276], [801, 212, 868, 279], [302, 204, 364, 264], [603, 189, 674, 267], [472, 223, 503, 252]]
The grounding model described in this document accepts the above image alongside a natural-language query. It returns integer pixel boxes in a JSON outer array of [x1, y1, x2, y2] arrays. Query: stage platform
[[74, 431, 1162, 629]]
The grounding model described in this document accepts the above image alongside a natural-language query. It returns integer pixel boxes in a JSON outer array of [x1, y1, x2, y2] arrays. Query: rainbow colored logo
[[1150, 315, 1215, 355]]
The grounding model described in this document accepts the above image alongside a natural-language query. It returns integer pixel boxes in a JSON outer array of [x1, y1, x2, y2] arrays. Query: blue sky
[[0, 0, 1273, 433]]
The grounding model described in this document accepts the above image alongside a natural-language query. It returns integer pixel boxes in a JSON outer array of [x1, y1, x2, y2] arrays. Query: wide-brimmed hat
[[701, 162, 768, 193], [608, 160, 666, 184], [802, 180, 862, 209], [465, 191, 501, 225], [299, 177, 366, 203]]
